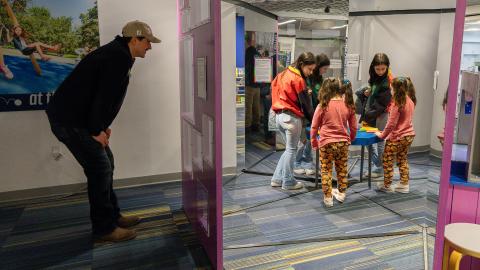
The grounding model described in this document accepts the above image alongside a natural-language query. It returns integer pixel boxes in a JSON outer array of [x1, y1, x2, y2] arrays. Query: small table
[[314, 131, 383, 189], [442, 223, 480, 270]]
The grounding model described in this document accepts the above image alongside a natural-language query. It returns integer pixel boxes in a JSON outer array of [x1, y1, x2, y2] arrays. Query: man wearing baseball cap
[[46, 21, 160, 243]]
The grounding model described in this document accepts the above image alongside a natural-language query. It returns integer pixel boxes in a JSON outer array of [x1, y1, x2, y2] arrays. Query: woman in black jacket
[[359, 53, 392, 178]]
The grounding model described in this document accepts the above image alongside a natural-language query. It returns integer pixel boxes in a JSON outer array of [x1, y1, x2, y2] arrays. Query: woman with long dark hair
[[360, 53, 393, 178]]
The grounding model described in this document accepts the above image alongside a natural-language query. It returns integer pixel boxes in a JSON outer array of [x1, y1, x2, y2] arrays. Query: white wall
[[348, 0, 455, 151], [431, 13, 455, 153], [348, 14, 441, 148], [97, 0, 180, 180], [0, 111, 84, 192], [221, 2, 237, 170], [240, 8, 277, 33], [350, 0, 455, 11]]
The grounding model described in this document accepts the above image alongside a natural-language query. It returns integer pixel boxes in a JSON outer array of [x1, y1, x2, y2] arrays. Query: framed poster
[[181, 35, 195, 124]]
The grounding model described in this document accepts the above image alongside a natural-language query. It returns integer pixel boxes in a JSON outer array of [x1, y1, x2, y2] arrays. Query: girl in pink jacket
[[375, 77, 417, 193], [311, 78, 357, 207]]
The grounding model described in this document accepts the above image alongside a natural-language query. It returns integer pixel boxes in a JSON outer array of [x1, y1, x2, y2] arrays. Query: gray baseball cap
[[122, 20, 161, 43]]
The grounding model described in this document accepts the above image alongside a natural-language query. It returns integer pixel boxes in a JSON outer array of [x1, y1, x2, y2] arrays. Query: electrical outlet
[[52, 145, 63, 161]]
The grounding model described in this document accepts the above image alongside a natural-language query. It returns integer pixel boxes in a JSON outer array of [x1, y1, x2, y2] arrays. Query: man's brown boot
[[118, 215, 141, 228], [97, 227, 137, 243]]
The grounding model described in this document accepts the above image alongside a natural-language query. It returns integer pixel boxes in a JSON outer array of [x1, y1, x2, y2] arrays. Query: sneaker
[[305, 168, 315, 176], [377, 183, 394, 193], [332, 188, 346, 203], [0, 65, 13, 80], [393, 183, 410, 193], [271, 181, 282, 187], [282, 182, 304, 190], [324, 196, 333, 207], [117, 215, 141, 228], [363, 171, 383, 179], [294, 168, 306, 175], [96, 227, 137, 243]]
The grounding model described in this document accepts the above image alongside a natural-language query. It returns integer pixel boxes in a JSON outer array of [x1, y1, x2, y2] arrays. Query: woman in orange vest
[[270, 52, 316, 190]]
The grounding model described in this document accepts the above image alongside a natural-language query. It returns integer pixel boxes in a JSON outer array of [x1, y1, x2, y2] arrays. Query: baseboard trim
[[429, 148, 443, 159], [0, 167, 237, 204]]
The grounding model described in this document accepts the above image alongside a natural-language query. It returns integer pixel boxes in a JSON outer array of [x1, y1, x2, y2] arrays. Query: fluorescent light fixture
[[278, 19, 296, 26], [330, 24, 347, 29], [465, 28, 480, 31], [466, 21, 480, 25]]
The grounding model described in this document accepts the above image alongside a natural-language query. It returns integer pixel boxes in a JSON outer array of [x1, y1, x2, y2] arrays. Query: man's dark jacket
[[46, 36, 134, 136]]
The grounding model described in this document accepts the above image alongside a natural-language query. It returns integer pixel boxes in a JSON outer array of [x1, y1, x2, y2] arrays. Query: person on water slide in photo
[[10, 25, 61, 61]]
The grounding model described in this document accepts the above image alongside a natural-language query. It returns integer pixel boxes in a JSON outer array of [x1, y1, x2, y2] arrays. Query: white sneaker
[[377, 183, 394, 193], [294, 168, 306, 175], [271, 181, 282, 187], [324, 196, 333, 207], [393, 183, 409, 193], [332, 188, 346, 203], [363, 171, 383, 178], [305, 169, 316, 176], [282, 182, 304, 190]]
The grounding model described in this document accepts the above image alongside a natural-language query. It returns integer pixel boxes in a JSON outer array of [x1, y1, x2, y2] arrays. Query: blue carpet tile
[[0, 182, 212, 270]]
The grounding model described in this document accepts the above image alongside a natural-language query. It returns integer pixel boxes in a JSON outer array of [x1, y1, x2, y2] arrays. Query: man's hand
[[93, 131, 109, 147], [375, 131, 382, 138], [105, 128, 112, 139], [307, 88, 313, 95]]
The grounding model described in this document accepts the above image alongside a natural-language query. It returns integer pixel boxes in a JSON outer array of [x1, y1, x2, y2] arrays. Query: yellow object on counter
[[360, 127, 379, 133], [359, 122, 379, 132]]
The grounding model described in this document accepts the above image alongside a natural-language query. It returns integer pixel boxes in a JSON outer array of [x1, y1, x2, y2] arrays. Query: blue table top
[[307, 127, 382, 146], [450, 175, 480, 189], [352, 131, 383, 146]]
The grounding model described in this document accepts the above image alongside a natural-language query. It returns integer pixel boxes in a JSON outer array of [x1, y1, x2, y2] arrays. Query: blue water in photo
[[0, 55, 75, 94]]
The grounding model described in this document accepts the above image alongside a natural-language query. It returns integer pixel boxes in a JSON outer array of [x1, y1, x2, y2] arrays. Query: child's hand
[[311, 139, 318, 150], [375, 131, 382, 138]]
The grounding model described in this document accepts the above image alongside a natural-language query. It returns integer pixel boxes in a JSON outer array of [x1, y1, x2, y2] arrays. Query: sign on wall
[[0, 0, 99, 112], [254, 57, 272, 83]]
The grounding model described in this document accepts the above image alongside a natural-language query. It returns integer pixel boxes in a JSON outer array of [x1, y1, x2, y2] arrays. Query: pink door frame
[[433, 0, 467, 269], [178, 0, 223, 269]]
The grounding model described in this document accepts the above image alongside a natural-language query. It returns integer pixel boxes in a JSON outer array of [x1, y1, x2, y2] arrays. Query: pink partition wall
[[433, 0, 479, 269], [445, 185, 480, 269], [178, 0, 222, 269]]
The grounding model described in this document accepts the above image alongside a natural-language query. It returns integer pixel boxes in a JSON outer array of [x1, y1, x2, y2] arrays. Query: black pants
[[50, 123, 120, 236]]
